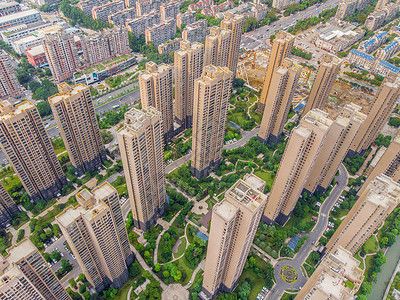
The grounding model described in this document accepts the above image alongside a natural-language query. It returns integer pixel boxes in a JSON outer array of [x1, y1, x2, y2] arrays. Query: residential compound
[[117, 107, 166, 230], [0, 101, 66, 202], [0, 239, 70, 300], [108, 7, 137, 25], [359, 31, 388, 53], [183, 19, 209, 43], [365, 2, 399, 31], [326, 175, 400, 255], [200, 175, 268, 299], [296, 246, 364, 299], [92, 1, 125, 22], [204, 26, 232, 68], [56, 183, 133, 292], [335, 0, 370, 19], [126, 11, 160, 37], [160, 1, 180, 20], [191, 65, 233, 179], [0, 52, 23, 99], [49, 83, 106, 176], [145, 18, 176, 46]]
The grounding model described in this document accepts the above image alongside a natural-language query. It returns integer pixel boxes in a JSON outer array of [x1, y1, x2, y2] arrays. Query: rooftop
[[213, 200, 238, 222], [0, 101, 34, 120], [92, 182, 116, 200], [226, 177, 266, 212], [303, 109, 333, 129], [0, 9, 40, 24], [26, 44, 44, 56], [56, 205, 86, 228], [367, 174, 400, 206], [6, 239, 37, 264], [48, 83, 88, 104]]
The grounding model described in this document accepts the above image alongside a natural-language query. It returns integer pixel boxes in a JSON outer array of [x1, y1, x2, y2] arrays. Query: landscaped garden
[[280, 266, 298, 283]]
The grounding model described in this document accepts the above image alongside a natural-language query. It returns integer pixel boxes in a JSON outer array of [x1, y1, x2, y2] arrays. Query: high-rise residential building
[[56, 182, 133, 292], [139, 61, 174, 142], [177, 11, 196, 28], [350, 74, 400, 155], [91, 1, 125, 23], [220, 13, 244, 77], [0, 182, 19, 227], [200, 175, 268, 299], [326, 174, 400, 255], [160, 1, 180, 20], [376, 0, 390, 10], [126, 11, 160, 37], [145, 18, 177, 46], [304, 105, 366, 193], [49, 83, 106, 176], [182, 19, 209, 43], [42, 29, 78, 83], [263, 109, 331, 225], [296, 246, 364, 300], [0, 101, 66, 202], [0, 51, 23, 99], [175, 40, 204, 128], [204, 26, 231, 68], [258, 31, 294, 111], [358, 134, 400, 196], [0, 239, 71, 300], [303, 54, 342, 115], [117, 107, 166, 229], [272, 0, 300, 9], [191, 65, 233, 179], [257, 58, 301, 143]]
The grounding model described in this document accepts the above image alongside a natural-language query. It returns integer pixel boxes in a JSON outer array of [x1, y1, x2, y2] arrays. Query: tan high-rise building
[[326, 174, 400, 256], [0, 181, 19, 228], [201, 175, 268, 299], [263, 109, 331, 225], [56, 182, 132, 292], [42, 29, 78, 83], [0, 51, 22, 99], [350, 74, 400, 154], [174, 40, 204, 128], [303, 54, 342, 115], [258, 58, 301, 143], [191, 65, 233, 179], [304, 105, 366, 193], [258, 32, 294, 111], [0, 101, 66, 202], [296, 246, 364, 300], [220, 13, 244, 76], [139, 62, 174, 142], [49, 83, 106, 176], [204, 26, 231, 68], [358, 134, 400, 196], [0, 239, 71, 300], [117, 107, 166, 229]]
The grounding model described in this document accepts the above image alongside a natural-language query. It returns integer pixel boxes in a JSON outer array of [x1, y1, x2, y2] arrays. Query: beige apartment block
[[0, 51, 22, 99], [0, 181, 19, 227], [258, 58, 301, 144], [204, 26, 231, 68], [303, 54, 342, 115], [56, 183, 132, 292], [263, 109, 331, 225], [0, 101, 66, 202], [258, 31, 294, 111], [139, 61, 174, 142], [117, 107, 166, 229], [296, 246, 364, 300], [220, 13, 244, 76], [350, 74, 400, 154], [200, 175, 268, 299], [175, 40, 204, 128], [42, 29, 78, 83], [326, 174, 400, 256], [358, 134, 400, 196], [191, 65, 233, 179], [0, 239, 71, 300], [49, 83, 106, 176], [304, 105, 366, 193]]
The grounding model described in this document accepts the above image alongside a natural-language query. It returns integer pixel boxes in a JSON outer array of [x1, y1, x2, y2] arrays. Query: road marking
[[321, 213, 327, 217]]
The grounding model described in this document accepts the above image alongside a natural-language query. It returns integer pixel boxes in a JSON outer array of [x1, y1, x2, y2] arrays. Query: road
[[266, 164, 349, 299], [241, 0, 340, 50]]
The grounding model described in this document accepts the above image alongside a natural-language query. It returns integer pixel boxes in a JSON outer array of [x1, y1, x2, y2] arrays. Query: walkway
[[252, 244, 278, 266], [186, 259, 205, 290]]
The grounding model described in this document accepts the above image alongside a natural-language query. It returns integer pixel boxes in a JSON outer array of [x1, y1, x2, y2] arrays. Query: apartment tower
[[258, 58, 301, 144], [191, 65, 233, 179], [204, 26, 231, 68], [117, 107, 166, 229], [0, 101, 66, 202], [174, 40, 204, 128], [201, 175, 268, 299], [0, 51, 23, 99], [56, 183, 132, 292], [263, 109, 331, 225], [304, 104, 366, 194], [258, 31, 294, 111], [350, 74, 400, 154], [220, 13, 245, 76], [0, 182, 19, 227], [303, 54, 342, 115], [139, 62, 174, 142], [1, 239, 71, 300], [42, 30, 78, 83], [325, 174, 400, 256], [49, 83, 106, 176]]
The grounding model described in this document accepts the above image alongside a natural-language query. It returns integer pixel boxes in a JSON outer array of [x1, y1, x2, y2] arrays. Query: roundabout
[[280, 266, 298, 283]]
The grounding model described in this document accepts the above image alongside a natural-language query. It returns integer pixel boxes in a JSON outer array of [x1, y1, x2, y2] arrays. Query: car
[[60, 253, 64, 257], [44, 244, 47, 249]]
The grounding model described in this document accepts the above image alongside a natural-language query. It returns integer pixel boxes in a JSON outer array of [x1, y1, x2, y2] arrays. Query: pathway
[[185, 259, 205, 290], [252, 244, 278, 266], [127, 286, 133, 300]]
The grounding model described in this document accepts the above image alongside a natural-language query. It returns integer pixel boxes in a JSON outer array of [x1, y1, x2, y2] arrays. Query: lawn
[[173, 237, 187, 259], [364, 255, 374, 274], [354, 252, 364, 270], [250, 105, 263, 124], [254, 170, 274, 191], [173, 256, 195, 285], [363, 235, 378, 254], [2, 174, 22, 193], [114, 262, 144, 300], [237, 256, 270, 300], [281, 292, 297, 300]]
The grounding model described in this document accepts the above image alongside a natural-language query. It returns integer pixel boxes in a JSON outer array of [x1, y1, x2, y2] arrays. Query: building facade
[[182, 19, 209, 43], [0, 52, 23, 99], [92, 1, 125, 23], [204, 26, 231, 68], [0, 182, 19, 228], [145, 18, 177, 46]]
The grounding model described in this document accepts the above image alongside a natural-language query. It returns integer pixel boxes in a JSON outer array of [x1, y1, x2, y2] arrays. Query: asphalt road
[[266, 163, 348, 299], [241, 0, 341, 50]]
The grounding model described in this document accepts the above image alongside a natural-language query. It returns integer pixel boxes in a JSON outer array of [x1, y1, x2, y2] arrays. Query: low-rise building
[[347, 49, 376, 70], [92, 1, 125, 23], [0, 9, 42, 30], [365, 3, 399, 31], [188, 0, 214, 11], [0, 21, 53, 45], [0, 1, 20, 17], [201, 0, 234, 16], [145, 18, 176, 46], [182, 19, 209, 43], [273, 0, 300, 10], [25, 45, 48, 68], [377, 37, 400, 60], [359, 31, 388, 53], [11, 35, 44, 55]]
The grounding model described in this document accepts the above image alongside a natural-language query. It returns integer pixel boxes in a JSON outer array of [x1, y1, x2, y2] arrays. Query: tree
[[43, 252, 52, 263], [78, 273, 86, 282], [69, 278, 77, 289], [51, 250, 61, 262], [154, 263, 161, 272], [163, 270, 170, 279], [238, 281, 251, 300], [37, 101, 51, 117], [79, 284, 86, 294], [243, 17, 257, 32]]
